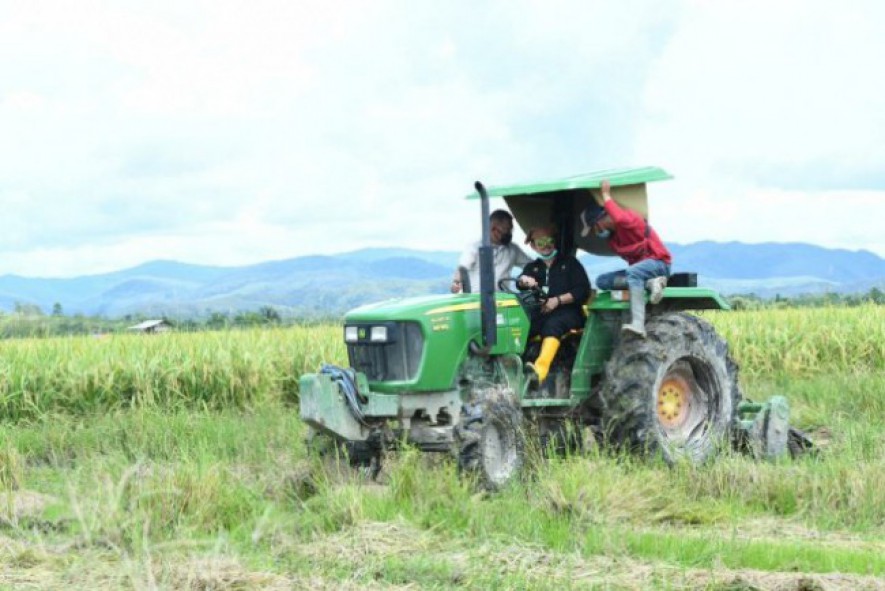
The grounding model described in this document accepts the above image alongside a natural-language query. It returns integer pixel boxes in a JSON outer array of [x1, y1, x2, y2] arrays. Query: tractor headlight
[[370, 325, 389, 343], [344, 326, 359, 343]]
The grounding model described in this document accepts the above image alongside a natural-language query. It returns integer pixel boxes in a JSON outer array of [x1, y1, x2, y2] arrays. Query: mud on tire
[[597, 312, 742, 464], [454, 385, 524, 491]]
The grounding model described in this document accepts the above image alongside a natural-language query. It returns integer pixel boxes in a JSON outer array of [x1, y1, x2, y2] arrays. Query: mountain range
[[1, 242, 883, 318]]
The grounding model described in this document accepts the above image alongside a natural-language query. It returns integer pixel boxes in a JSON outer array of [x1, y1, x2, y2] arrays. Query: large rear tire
[[597, 313, 742, 464], [455, 385, 524, 490]]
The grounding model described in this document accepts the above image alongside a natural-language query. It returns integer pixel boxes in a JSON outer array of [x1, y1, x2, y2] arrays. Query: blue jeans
[[596, 259, 670, 291]]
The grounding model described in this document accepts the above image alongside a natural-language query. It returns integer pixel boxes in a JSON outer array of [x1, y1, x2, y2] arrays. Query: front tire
[[597, 313, 741, 464], [305, 428, 382, 479], [455, 385, 524, 490]]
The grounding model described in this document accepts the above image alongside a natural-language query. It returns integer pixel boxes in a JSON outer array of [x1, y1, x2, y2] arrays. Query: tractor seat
[[582, 289, 597, 317], [563, 327, 583, 339], [667, 272, 697, 287]]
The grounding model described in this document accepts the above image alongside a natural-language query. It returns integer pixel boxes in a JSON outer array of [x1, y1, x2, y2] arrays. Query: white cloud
[[638, 1, 885, 179], [634, 0, 885, 255], [0, 0, 883, 278]]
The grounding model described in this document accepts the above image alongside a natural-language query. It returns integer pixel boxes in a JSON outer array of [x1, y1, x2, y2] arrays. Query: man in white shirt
[[451, 209, 533, 293]]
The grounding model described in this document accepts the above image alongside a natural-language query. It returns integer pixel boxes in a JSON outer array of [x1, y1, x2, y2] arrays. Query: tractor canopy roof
[[468, 166, 672, 257]]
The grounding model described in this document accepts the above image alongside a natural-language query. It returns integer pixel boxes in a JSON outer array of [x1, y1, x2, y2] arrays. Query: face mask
[[596, 229, 611, 240], [500, 232, 513, 246], [539, 249, 558, 261]]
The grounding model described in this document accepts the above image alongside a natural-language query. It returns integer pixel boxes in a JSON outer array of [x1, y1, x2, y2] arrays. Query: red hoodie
[[603, 199, 672, 266]]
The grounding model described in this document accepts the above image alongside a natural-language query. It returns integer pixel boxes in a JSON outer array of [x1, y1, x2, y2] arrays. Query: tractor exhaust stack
[[474, 181, 497, 351]]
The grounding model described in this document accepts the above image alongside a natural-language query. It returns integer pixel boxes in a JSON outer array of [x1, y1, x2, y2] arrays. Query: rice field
[[706, 305, 885, 376], [0, 326, 346, 419], [0, 305, 881, 419], [0, 305, 882, 590]]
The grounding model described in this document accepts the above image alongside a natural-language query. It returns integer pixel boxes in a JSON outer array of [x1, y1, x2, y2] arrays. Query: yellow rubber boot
[[528, 337, 560, 384]]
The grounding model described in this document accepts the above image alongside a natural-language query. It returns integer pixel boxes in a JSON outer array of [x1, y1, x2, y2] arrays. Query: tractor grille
[[346, 322, 424, 382]]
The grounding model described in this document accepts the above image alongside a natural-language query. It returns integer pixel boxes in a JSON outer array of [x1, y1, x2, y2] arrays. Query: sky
[[1, 0, 883, 278]]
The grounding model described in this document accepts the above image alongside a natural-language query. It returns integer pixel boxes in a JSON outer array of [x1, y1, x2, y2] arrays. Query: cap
[[589, 206, 608, 225], [580, 205, 608, 237]]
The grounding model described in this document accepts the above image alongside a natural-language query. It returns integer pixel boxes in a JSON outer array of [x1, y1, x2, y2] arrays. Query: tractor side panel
[[570, 310, 620, 399], [418, 296, 530, 391]]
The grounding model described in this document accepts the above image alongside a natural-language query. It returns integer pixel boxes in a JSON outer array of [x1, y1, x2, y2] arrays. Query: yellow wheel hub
[[657, 376, 690, 428]]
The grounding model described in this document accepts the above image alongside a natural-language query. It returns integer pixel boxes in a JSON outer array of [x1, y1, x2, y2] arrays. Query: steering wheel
[[498, 277, 547, 312]]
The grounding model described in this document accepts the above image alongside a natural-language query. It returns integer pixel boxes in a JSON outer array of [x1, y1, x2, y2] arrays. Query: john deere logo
[[358, 328, 367, 339]]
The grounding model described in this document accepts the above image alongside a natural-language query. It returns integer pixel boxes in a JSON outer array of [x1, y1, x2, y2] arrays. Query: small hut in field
[[126, 319, 172, 334]]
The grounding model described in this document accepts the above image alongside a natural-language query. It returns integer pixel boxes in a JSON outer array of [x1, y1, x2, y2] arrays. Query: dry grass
[[288, 520, 885, 590]]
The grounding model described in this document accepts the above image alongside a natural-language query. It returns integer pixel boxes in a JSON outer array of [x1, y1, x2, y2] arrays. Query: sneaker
[[646, 276, 667, 305]]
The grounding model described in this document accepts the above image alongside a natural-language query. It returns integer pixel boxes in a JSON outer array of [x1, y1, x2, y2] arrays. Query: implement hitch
[[736, 396, 815, 460]]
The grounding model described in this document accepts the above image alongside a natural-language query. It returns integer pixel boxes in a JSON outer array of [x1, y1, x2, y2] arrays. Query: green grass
[[0, 371, 881, 588], [0, 309, 882, 588]]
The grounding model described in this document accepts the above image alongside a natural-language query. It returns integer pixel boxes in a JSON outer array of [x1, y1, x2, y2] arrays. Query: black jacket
[[520, 254, 591, 309]]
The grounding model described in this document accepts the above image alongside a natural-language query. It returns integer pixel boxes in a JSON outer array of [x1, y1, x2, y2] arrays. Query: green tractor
[[300, 167, 809, 489]]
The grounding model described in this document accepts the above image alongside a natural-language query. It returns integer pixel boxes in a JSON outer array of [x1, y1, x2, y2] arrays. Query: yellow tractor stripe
[[426, 300, 519, 315]]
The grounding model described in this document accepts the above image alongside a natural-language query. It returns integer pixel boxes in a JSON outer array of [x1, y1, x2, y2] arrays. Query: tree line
[[0, 304, 338, 339], [728, 287, 885, 310]]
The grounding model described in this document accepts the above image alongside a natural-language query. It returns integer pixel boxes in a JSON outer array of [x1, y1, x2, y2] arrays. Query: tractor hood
[[346, 293, 475, 320], [343, 292, 530, 392]]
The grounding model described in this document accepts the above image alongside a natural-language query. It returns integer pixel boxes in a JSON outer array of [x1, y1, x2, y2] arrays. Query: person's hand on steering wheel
[[499, 277, 546, 312], [517, 275, 538, 289]]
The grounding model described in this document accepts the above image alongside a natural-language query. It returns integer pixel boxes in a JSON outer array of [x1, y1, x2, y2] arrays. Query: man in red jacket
[[590, 179, 672, 338]]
